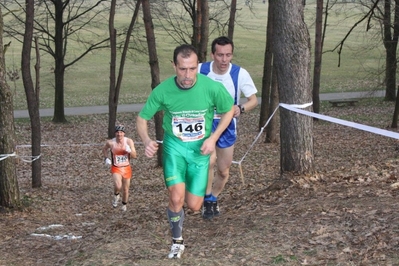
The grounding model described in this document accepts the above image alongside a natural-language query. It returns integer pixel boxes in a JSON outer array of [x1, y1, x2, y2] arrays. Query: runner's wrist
[[238, 104, 245, 114], [144, 139, 152, 147]]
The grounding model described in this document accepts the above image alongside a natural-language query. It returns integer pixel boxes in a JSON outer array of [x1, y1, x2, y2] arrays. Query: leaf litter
[[1, 100, 399, 265]]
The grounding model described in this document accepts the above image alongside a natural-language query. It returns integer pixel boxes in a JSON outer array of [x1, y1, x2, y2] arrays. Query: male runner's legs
[[203, 145, 234, 219]]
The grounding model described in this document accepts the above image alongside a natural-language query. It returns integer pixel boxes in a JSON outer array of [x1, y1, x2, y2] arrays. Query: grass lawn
[[3, 0, 386, 110]]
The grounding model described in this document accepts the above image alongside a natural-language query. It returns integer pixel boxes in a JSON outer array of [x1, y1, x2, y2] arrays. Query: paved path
[[13, 90, 385, 119]]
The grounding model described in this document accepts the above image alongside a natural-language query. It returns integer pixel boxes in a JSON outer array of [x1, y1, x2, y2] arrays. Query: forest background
[[4, 0, 385, 111], [2, 1, 399, 265]]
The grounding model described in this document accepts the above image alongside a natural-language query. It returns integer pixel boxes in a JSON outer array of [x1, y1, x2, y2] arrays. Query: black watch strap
[[238, 104, 245, 114]]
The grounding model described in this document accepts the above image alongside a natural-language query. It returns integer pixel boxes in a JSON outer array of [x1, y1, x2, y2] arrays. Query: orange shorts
[[111, 165, 132, 179]]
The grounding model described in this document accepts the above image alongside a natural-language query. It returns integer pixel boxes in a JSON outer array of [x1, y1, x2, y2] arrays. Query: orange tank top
[[111, 137, 130, 167]]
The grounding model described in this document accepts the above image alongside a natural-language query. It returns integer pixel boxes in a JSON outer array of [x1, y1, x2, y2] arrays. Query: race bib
[[115, 154, 129, 165], [172, 116, 205, 142]]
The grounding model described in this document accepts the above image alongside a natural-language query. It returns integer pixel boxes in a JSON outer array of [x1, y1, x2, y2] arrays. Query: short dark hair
[[211, 36, 234, 54], [173, 44, 198, 65]]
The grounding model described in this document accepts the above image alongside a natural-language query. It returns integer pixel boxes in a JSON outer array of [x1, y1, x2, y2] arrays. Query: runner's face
[[211, 43, 233, 75], [115, 130, 124, 139], [174, 53, 198, 89]]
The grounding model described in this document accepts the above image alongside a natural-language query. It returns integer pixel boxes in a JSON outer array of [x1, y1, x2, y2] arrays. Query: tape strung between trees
[[5, 102, 399, 185]]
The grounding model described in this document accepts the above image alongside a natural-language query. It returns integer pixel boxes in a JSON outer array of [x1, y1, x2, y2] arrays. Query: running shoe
[[168, 239, 184, 259], [212, 201, 220, 217], [121, 204, 127, 212], [202, 201, 214, 219], [112, 194, 120, 208]]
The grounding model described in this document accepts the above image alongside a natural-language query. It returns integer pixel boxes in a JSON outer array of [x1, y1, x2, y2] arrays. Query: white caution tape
[[16, 143, 103, 148], [19, 155, 41, 163], [0, 152, 17, 161], [280, 103, 399, 139], [1, 151, 40, 162], [232, 101, 399, 185]]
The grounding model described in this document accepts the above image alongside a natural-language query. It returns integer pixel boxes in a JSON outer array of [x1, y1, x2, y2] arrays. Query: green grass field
[[3, 0, 385, 110]]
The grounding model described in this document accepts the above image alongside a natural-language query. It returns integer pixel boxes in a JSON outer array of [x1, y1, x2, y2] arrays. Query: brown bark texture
[[143, 0, 163, 167], [22, 0, 42, 188], [0, 6, 20, 208], [272, 0, 314, 174]]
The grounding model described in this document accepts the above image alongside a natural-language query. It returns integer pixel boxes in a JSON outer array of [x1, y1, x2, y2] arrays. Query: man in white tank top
[[198, 36, 258, 219]]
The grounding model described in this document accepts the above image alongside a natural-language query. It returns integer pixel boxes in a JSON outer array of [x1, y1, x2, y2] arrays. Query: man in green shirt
[[136, 44, 234, 259]]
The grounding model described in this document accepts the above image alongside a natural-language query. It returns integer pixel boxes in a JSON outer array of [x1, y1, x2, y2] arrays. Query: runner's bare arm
[[236, 94, 258, 117], [127, 138, 137, 159], [102, 140, 111, 159], [136, 116, 159, 158]]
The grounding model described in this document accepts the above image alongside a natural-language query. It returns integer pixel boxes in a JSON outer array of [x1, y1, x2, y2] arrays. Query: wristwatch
[[238, 104, 245, 114]]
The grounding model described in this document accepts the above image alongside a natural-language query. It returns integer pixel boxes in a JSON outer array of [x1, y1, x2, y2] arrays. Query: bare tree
[[142, 0, 163, 166], [259, 0, 279, 144], [150, 0, 255, 61], [0, 6, 20, 208], [335, 0, 399, 127], [227, 0, 237, 40], [266, 69, 279, 143], [107, 0, 142, 138], [108, 0, 117, 138], [312, 0, 324, 115], [382, 0, 399, 102], [195, 0, 209, 62], [21, 0, 41, 187], [1, 0, 110, 123], [326, 1, 397, 102], [151, 0, 231, 46], [259, 0, 273, 133], [272, 0, 314, 174], [347, 0, 399, 127], [388, 0, 399, 127]]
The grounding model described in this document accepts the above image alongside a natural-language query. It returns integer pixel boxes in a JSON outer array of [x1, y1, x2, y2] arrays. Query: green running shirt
[[139, 74, 234, 142]]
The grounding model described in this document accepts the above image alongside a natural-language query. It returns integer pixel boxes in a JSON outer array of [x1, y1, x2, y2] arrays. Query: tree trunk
[[264, 2, 279, 144], [385, 44, 397, 101], [259, 0, 273, 132], [52, 0, 66, 123], [198, 0, 209, 63], [0, 6, 20, 208], [108, 0, 141, 138], [266, 67, 279, 143], [2, 1, 110, 124], [108, 0, 117, 138], [194, 0, 209, 62], [392, 0, 399, 128], [389, 1, 399, 127], [142, 0, 163, 167], [272, 0, 314, 174], [392, 86, 399, 127], [383, 0, 397, 101], [194, 0, 200, 50], [228, 0, 237, 41], [22, 0, 41, 188], [312, 0, 323, 115], [34, 37, 40, 104]]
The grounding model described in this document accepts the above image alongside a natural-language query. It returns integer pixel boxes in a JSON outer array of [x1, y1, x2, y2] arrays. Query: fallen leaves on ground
[[1, 100, 399, 265]]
